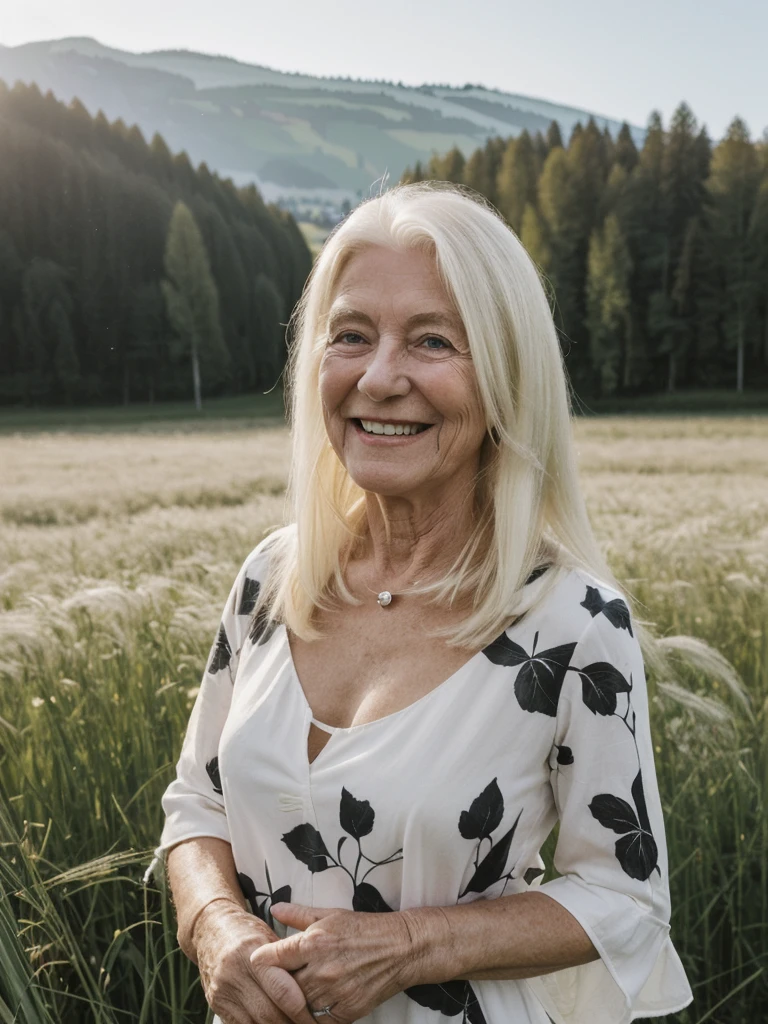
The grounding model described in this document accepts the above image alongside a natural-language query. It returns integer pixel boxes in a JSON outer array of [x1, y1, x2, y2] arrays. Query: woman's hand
[[194, 900, 317, 1024], [250, 903, 416, 1023]]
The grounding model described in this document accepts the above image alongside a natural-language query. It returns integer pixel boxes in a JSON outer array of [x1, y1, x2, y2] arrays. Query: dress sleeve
[[524, 592, 693, 1024], [151, 552, 259, 865]]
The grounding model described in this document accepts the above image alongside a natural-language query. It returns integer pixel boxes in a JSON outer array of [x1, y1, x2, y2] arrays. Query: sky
[[2, 0, 766, 141]]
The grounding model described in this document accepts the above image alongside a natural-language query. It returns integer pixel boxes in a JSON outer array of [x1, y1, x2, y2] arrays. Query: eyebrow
[[325, 307, 464, 335]]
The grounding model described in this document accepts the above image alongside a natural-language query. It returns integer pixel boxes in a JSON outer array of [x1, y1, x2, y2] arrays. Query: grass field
[[1, 413, 766, 1023]]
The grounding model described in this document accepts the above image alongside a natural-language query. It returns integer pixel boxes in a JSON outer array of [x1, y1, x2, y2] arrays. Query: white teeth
[[360, 420, 427, 436]]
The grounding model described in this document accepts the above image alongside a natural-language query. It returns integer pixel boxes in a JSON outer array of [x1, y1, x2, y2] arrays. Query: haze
[[3, 0, 766, 141]]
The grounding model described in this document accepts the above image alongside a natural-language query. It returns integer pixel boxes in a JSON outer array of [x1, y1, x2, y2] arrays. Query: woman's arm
[[258, 892, 596, 1020], [166, 836, 250, 963], [167, 837, 316, 1024], [400, 890, 599, 982]]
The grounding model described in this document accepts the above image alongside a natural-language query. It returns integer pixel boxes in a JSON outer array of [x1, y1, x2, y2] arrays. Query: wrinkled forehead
[[321, 244, 465, 333]]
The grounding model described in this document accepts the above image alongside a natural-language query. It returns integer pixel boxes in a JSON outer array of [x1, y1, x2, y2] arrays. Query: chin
[[347, 469, 424, 497]]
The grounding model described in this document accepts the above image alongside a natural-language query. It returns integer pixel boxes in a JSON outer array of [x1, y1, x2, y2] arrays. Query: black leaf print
[[205, 756, 222, 794], [589, 793, 640, 835], [282, 823, 332, 872], [406, 981, 486, 1023], [207, 624, 232, 673], [493, 630, 577, 717], [632, 768, 652, 833], [352, 882, 393, 913], [283, 789, 402, 901], [573, 661, 632, 716], [237, 871, 259, 916], [340, 787, 375, 838], [458, 778, 504, 840], [249, 604, 277, 646], [589, 781, 659, 881], [237, 871, 292, 928], [271, 884, 292, 906], [465, 994, 488, 1024], [523, 866, 545, 885], [238, 576, 261, 616], [481, 633, 529, 668], [581, 585, 633, 636], [555, 745, 574, 766], [615, 829, 659, 881], [459, 808, 522, 897]]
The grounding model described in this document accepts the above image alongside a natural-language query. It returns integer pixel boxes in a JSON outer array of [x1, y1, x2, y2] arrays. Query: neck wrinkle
[[358, 483, 479, 589]]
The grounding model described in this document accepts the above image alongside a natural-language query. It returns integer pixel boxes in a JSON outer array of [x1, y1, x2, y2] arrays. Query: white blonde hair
[[257, 181, 622, 650]]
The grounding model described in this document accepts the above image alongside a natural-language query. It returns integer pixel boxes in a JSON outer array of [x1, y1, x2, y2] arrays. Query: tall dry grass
[[0, 416, 766, 1022]]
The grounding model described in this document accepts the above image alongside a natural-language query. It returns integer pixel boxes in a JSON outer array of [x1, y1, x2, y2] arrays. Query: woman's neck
[[355, 484, 478, 590]]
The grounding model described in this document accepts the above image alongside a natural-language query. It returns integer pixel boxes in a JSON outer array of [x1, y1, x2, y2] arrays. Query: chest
[[288, 601, 482, 731]]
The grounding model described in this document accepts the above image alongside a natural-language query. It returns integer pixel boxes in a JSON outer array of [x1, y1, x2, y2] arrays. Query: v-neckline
[[281, 623, 487, 735]]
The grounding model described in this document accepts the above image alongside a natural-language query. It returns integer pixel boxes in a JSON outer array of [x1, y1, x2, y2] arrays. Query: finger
[[251, 934, 309, 974], [270, 903, 337, 930], [249, 962, 316, 1024]]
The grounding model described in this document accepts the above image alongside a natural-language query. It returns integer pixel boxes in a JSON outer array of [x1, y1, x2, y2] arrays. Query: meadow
[[0, 411, 766, 1023]]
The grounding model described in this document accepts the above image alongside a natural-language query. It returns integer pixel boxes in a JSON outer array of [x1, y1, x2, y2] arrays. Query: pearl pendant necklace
[[377, 590, 393, 608]]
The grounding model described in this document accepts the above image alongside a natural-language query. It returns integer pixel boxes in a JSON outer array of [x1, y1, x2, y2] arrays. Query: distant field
[[1, 415, 766, 1022], [0, 388, 763, 435], [0, 391, 287, 434]]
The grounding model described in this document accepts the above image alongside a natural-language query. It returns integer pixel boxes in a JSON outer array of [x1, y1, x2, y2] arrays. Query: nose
[[356, 337, 411, 402]]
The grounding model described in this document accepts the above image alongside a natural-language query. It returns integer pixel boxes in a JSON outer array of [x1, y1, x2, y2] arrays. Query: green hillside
[[0, 37, 645, 202]]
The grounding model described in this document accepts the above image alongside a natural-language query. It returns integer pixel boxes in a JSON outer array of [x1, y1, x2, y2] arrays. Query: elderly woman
[[154, 183, 693, 1024]]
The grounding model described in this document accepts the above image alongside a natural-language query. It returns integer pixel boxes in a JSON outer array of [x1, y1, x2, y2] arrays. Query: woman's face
[[319, 245, 488, 502]]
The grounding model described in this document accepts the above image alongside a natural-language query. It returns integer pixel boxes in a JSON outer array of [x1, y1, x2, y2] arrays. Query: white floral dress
[[155, 527, 693, 1024]]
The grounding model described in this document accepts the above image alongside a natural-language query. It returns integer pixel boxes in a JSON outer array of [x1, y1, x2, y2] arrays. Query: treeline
[[0, 80, 313, 406], [403, 106, 768, 396]]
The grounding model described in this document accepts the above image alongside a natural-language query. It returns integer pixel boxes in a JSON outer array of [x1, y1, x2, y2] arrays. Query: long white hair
[[257, 181, 621, 650]]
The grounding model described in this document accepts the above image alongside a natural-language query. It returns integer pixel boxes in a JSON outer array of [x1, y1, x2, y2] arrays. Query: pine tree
[[614, 124, 638, 173], [546, 121, 564, 152], [20, 258, 74, 402], [162, 201, 229, 410], [463, 148, 493, 199], [586, 214, 633, 396], [130, 282, 167, 403], [51, 299, 80, 402], [704, 118, 763, 391], [482, 137, 506, 208], [538, 147, 580, 328], [0, 231, 22, 379], [400, 161, 425, 185], [532, 131, 549, 171], [253, 273, 285, 387], [428, 147, 466, 183], [520, 203, 552, 276], [497, 132, 538, 234], [750, 171, 768, 376], [652, 103, 709, 390], [622, 111, 666, 389]]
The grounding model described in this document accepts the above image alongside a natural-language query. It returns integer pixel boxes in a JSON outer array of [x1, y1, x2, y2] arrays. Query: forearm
[[165, 836, 249, 963], [401, 891, 599, 984]]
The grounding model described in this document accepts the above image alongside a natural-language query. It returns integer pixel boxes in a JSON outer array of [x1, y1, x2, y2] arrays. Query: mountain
[[0, 37, 645, 206]]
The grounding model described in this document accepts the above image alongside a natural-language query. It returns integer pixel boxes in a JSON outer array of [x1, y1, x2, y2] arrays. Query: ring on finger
[[309, 1004, 337, 1019]]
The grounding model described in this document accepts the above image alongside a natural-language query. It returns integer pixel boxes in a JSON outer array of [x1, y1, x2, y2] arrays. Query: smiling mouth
[[354, 419, 433, 437]]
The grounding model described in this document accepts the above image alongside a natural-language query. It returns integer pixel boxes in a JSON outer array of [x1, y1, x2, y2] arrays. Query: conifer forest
[[1, 81, 767, 407], [403, 107, 768, 398], [0, 80, 313, 408]]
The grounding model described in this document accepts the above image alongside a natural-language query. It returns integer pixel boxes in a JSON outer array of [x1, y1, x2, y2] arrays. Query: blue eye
[[423, 336, 451, 350], [336, 332, 365, 344]]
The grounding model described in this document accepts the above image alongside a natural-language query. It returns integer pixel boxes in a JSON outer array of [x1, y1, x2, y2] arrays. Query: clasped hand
[[197, 900, 416, 1024], [252, 902, 415, 1023]]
